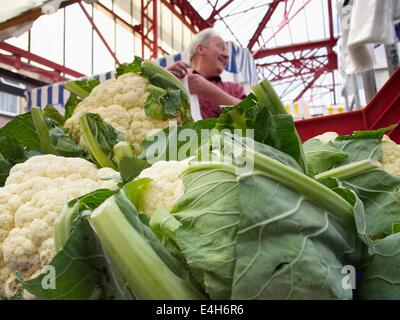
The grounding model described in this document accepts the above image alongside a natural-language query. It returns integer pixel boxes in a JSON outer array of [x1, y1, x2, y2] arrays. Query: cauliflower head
[[64, 73, 185, 154], [0, 154, 120, 298], [136, 159, 191, 216]]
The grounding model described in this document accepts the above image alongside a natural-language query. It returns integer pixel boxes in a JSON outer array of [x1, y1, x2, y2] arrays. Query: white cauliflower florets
[[136, 159, 191, 216], [0, 154, 120, 298], [64, 73, 179, 153], [379, 135, 400, 178], [0, 251, 11, 298]]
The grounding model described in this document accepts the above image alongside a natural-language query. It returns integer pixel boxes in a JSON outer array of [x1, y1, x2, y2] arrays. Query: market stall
[[0, 0, 400, 303]]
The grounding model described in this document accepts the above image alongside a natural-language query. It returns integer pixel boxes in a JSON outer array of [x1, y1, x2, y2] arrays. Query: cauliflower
[[0, 252, 11, 297], [0, 154, 120, 298], [313, 132, 400, 178], [65, 59, 192, 154], [65, 74, 170, 152], [136, 159, 191, 216]]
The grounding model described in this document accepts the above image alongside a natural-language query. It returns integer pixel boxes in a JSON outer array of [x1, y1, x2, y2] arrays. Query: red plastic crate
[[295, 67, 400, 143]]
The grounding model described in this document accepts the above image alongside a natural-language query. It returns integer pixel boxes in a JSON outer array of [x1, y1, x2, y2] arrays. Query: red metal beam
[[247, 0, 282, 50], [327, 0, 335, 42], [0, 42, 85, 78], [257, 54, 330, 69], [257, 55, 330, 69], [206, 0, 235, 25], [160, 0, 210, 33], [153, 0, 158, 58], [141, 0, 158, 59], [253, 38, 338, 59], [0, 54, 66, 83], [78, 2, 120, 65]]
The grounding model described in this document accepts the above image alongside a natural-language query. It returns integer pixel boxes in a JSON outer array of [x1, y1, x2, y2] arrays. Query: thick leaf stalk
[[31, 106, 56, 154], [89, 193, 206, 300], [315, 160, 382, 181]]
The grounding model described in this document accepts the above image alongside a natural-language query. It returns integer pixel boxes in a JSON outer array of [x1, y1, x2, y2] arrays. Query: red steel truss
[[257, 50, 337, 82], [254, 39, 337, 60], [256, 38, 338, 102], [253, 0, 338, 103], [173, 0, 338, 104], [0, 0, 339, 104], [0, 42, 84, 82]]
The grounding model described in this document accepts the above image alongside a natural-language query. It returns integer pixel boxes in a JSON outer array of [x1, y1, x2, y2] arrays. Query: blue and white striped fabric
[[26, 41, 258, 110], [155, 51, 190, 68], [26, 71, 114, 110], [227, 41, 259, 85]]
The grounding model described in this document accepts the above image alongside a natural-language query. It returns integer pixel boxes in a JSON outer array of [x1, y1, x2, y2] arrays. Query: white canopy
[[0, 0, 95, 41]]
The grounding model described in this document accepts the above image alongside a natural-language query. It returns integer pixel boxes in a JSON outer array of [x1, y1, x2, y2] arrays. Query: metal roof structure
[[171, 0, 340, 105], [0, 0, 341, 106]]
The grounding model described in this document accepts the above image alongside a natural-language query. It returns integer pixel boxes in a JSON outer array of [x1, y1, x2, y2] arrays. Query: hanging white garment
[[345, 0, 397, 74]]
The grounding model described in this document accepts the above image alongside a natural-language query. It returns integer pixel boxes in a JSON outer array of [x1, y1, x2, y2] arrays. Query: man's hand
[[167, 61, 190, 79], [188, 74, 214, 96]]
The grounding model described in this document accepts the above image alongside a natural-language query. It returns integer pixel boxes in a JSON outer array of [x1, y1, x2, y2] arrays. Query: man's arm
[[166, 62, 242, 105], [188, 74, 241, 106]]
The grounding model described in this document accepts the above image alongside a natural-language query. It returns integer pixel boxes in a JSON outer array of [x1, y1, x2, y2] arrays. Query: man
[[167, 28, 246, 118]]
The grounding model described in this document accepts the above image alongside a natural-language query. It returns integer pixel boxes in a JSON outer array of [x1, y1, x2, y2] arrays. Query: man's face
[[199, 36, 229, 76]]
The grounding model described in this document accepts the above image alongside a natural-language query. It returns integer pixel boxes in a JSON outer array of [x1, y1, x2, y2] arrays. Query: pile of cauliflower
[[0, 155, 119, 298], [1, 127, 399, 299], [64, 73, 182, 154]]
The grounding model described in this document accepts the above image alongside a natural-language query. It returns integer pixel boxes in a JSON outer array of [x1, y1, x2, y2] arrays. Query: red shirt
[[195, 73, 246, 118]]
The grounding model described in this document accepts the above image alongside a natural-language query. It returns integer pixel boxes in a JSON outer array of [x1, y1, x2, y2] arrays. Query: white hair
[[188, 28, 222, 61]]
